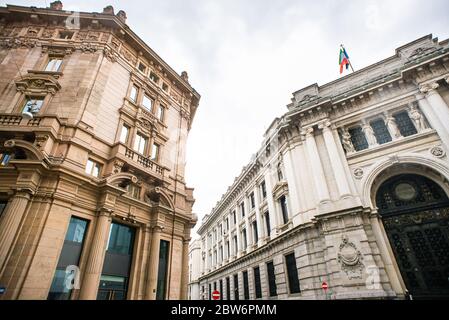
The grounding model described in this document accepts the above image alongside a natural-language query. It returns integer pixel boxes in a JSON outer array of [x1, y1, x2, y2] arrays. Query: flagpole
[[341, 44, 355, 73]]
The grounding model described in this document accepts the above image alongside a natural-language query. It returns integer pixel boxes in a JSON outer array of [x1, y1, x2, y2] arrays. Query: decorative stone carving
[[15, 74, 61, 95], [4, 140, 16, 148], [41, 28, 55, 38], [26, 27, 40, 37], [353, 168, 364, 179], [340, 128, 355, 153], [113, 160, 125, 174], [103, 47, 117, 62], [419, 82, 439, 95], [362, 123, 378, 146], [408, 105, 429, 132], [80, 42, 97, 53], [34, 135, 49, 149], [385, 116, 402, 139], [430, 146, 445, 158], [337, 234, 364, 279]]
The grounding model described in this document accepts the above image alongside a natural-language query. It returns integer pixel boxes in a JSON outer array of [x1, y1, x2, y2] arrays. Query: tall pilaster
[[78, 209, 112, 300], [0, 189, 32, 275], [145, 225, 162, 300], [319, 120, 351, 198], [180, 238, 190, 300], [303, 127, 330, 204], [253, 185, 263, 246]]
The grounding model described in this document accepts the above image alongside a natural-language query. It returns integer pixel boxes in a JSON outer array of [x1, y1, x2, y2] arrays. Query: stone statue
[[385, 116, 402, 139], [363, 124, 378, 146], [409, 106, 428, 132], [340, 129, 355, 153]]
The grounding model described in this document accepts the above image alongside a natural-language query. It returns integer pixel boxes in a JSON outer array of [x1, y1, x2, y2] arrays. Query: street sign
[[321, 282, 328, 291], [212, 290, 220, 300]]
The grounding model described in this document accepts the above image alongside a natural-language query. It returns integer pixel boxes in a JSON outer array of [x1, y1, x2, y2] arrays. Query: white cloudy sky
[[3, 0, 449, 236]]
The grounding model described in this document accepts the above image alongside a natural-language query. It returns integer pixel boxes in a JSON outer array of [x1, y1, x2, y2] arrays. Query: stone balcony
[[109, 143, 167, 181]]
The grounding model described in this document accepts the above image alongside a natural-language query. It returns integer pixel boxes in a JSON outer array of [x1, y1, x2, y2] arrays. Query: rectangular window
[[233, 235, 238, 255], [156, 240, 170, 300], [119, 124, 130, 144], [134, 133, 148, 154], [126, 184, 141, 199], [233, 274, 239, 301], [254, 266, 262, 299], [156, 105, 165, 122], [138, 62, 147, 74], [394, 111, 418, 137], [261, 181, 267, 199], [225, 218, 229, 231], [240, 202, 245, 218], [22, 97, 44, 116], [242, 229, 247, 249], [232, 210, 236, 224], [58, 31, 74, 39], [219, 279, 223, 300], [252, 221, 258, 243], [149, 71, 160, 84], [45, 57, 63, 72], [226, 241, 230, 258], [106, 223, 135, 255], [265, 211, 271, 237], [285, 253, 301, 294], [266, 261, 277, 297], [208, 284, 211, 300], [243, 271, 249, 300], [129, 86, 138, 102], [226, 277, 230, 301], [85, 159, 101, 177], [142, 94, 153, 111], [162, 82, 169, 92], [47, 217, 88, 300], [349, 126, 369, 151], [370, 119, 392, 144], [279, 195, 289, 224], [250, 192, 255, 209], [0, 201, 7, 218], [151, 143, 159, 161]]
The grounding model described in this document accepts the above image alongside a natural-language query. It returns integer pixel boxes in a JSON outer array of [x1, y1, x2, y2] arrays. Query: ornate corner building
[[193, 34, 449, 300], [0, 2, 200, 300]]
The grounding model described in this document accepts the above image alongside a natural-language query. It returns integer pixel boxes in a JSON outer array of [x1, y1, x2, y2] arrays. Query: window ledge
[[28, 69, 63, 79], [347, 129, 436, 160]]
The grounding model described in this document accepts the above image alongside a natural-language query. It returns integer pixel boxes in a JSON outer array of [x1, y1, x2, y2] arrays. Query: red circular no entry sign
[[212, 290, 220, 300], [322, 282, 328, 291]]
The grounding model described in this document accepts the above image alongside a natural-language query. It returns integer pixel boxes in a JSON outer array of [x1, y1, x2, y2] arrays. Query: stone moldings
[[430, 145, 445, 158], [337, 234, 364, 279]]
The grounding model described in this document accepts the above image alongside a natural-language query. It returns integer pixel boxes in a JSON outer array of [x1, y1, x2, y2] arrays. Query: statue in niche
[[409, 106, 429, 132], [363, 124, 378, 146], [340, 129, 355, 153], [385, 116, 402, 139]]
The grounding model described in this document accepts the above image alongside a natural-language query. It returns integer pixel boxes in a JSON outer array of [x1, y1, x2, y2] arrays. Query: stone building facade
[[195, 34, 449, 300], [0, 2, 200, 300], [188, 238, 201, 300]]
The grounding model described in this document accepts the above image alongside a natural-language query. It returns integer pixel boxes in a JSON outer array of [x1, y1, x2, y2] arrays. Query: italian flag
[[339, 46, 350, 74]]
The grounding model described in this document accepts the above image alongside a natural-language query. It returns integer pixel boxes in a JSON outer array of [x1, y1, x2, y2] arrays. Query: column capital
[[301, 126, 314, 137], [419, 82, 439, 96], [318, 120, 333, 131], [97, 207, 113, 218]]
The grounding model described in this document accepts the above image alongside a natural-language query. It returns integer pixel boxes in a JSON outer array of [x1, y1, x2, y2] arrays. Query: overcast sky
[[3, 0, 449, 236]]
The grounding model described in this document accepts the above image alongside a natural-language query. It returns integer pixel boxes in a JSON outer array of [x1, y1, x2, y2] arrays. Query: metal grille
[[394, 111, 418, 137], [378, 174, 449, 299], [348, 126, 369, 151], [370, 119, 392, 144]]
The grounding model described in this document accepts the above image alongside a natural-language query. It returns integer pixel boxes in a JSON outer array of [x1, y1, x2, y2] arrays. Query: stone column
[[303, 127, 330, 204], [319, 120, 351, 198], [420, 82, 449, 127], [0, 189, 32, 274], [253, 185, 263, 245], [416, 92, 449, 149], [145, 225, 162, 300], [78, 209, 112, 300], [180, 238, 190, 300]]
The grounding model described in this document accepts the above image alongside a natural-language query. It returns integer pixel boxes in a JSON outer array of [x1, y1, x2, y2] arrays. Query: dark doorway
[[376, 174, 449, 299]]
